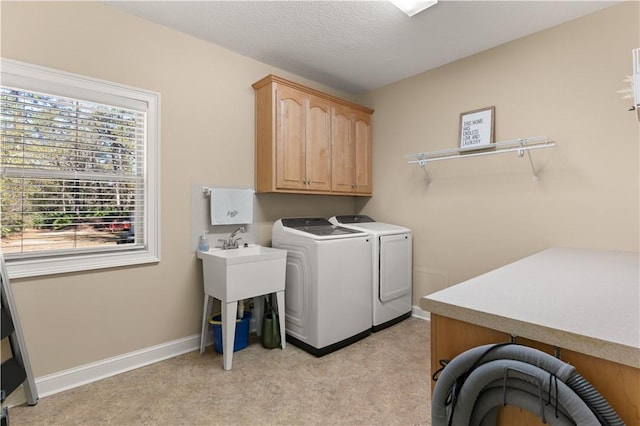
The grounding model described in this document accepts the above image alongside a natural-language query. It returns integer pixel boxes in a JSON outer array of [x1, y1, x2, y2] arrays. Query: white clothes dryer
[[329, 215, 412, 332], [272, 218, 372, 356]]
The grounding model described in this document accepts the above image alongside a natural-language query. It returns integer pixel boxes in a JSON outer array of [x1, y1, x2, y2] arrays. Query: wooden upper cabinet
[[253, 74, 373, 196]]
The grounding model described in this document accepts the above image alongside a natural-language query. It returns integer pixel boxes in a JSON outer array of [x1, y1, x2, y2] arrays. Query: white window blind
[[0, 59, 160, 278]]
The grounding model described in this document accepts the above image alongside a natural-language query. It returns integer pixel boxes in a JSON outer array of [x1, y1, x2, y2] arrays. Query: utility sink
[[197, 244, 287, 370], [197, 244, 286, 302]]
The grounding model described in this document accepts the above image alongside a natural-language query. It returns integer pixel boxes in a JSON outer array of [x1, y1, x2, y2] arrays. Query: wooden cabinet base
[[430, 314, 640, 425]]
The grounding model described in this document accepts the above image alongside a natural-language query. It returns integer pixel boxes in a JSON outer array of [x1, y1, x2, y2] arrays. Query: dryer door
[[379, 233, 412, 303]]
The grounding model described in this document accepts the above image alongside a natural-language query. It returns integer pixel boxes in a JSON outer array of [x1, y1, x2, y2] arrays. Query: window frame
[[1, 58, 160, 279]]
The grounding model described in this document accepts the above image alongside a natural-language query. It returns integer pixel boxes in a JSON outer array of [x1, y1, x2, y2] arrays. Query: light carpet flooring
[[8, 317, 432, 425]]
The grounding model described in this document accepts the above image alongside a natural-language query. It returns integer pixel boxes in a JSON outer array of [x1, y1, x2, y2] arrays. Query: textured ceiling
[[107, 1, 621, 94]]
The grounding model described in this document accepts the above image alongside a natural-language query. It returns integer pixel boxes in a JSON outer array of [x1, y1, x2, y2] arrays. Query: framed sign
[[459, 106, 495, 151]]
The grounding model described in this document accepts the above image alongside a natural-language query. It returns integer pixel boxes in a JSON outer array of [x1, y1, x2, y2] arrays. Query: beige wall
[[355, 1, 639, 304], [1, 2, 355, 377], [2, 1, 638, 379]]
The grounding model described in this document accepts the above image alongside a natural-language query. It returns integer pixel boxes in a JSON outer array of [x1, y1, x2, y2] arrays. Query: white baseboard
[[34, 310, 429, 399], [411, 305, 430, 321], [35, 334, 202, 398]]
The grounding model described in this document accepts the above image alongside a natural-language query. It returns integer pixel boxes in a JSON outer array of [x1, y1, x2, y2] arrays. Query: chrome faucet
[[219, 226, 245, 249]]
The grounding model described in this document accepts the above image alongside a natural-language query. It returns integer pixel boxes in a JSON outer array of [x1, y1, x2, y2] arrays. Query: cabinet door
[[331, 105, 354, 193], [305, 95, 331, 191], [352, 111, 372, 195], [276, 85, 306, 190]]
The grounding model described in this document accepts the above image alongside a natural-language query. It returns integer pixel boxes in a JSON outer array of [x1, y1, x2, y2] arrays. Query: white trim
[[411, 304, 430, 321], [30, 309, 429, 399], [7, 251, 160, 279], [1, 58, 152, 111], [1, 58, 161, 279], [35, 334, 203, 398]]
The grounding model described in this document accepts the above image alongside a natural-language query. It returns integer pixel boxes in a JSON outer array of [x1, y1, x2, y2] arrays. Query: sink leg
[[221, 301, 238, 370], [200, 294, 213, 354], [275, 291, 286, 349]]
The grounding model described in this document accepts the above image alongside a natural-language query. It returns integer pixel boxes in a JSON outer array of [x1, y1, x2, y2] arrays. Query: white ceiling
[[107, 1, 621, 94]]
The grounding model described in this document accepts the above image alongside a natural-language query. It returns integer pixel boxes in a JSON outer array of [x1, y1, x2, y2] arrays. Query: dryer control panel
[[333, 215, 375, 224], [280, 218, 362, 236]]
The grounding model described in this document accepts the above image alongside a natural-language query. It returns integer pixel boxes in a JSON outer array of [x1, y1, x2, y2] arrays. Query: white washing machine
[[272, 218, 372, 356], [329, 215, 412, 332]]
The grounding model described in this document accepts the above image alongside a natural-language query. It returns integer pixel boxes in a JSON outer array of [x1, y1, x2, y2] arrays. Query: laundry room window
[[0, 59, 160, 278]]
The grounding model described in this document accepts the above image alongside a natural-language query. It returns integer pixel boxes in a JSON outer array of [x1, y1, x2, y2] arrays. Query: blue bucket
[[209, 311, 251, 353]]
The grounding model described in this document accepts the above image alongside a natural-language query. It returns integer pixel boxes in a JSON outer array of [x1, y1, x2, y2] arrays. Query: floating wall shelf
[[407, 136, 556, 184]]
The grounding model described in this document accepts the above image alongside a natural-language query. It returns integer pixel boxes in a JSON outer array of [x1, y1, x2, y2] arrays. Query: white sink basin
[[199, 244, 285, 265], [197, 244, 287, 302]]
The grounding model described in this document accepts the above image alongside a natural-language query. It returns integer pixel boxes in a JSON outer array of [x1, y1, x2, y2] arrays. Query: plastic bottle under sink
[[237, 300, 245, 319]]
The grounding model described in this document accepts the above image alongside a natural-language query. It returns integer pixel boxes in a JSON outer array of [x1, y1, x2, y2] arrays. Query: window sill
[[5, 250, 160, 279]]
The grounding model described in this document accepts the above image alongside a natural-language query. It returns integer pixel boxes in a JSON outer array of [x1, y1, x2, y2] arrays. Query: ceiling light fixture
[[390, 0, 438, 17]]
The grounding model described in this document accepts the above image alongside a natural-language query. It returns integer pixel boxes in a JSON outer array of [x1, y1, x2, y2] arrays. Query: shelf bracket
[[417, 153, 432, 185], [518, 140, 539, 181]]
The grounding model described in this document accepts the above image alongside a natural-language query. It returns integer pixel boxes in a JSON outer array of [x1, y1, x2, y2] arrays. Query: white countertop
[[420, 247, 640, 368]]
